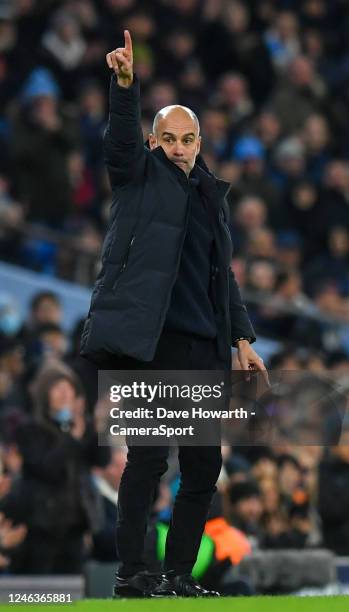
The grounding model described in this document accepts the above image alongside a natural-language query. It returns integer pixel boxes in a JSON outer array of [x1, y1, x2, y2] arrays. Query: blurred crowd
[[1, 0, 349, 588], [0, 0, 348, 351], [0, 289, 349, 587]]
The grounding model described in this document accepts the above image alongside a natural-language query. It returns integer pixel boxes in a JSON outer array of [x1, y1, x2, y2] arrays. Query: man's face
[[149, 108, 201, 176]]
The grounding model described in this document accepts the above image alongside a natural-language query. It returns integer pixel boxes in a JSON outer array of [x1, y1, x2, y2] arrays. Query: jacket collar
[[145, 141, 231, 200]]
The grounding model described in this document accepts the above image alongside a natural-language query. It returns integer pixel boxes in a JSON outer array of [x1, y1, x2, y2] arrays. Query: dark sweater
[[165, 173, 217, 338]]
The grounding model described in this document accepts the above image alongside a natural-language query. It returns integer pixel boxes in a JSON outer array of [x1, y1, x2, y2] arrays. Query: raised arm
[[104, 30, 145, 185]]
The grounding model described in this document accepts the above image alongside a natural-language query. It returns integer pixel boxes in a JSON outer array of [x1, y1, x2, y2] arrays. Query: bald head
[[152, 105, 200, 137], [149, 105, 201, 176]]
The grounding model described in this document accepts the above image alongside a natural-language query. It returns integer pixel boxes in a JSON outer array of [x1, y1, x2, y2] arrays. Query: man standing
[[81, 30, 266, 598]]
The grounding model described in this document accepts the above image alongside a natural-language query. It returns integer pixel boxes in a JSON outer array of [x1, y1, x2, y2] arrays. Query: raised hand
[[106, 29, 133, 88]]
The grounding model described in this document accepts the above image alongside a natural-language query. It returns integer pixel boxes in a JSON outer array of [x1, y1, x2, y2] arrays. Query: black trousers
[[102, 329, 229, 576]]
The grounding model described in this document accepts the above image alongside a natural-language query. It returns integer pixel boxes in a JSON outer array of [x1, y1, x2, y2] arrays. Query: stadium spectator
[[91, 447, 127, 562], [11, 68, 78, 225], [318, 437, 349, 555], [0, 363, 110, 573], [225, 480, 263, 543]]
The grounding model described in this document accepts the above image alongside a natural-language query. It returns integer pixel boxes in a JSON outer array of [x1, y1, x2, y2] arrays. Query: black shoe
[[113, 571, 165, 598], [151, 571, 220, 597]]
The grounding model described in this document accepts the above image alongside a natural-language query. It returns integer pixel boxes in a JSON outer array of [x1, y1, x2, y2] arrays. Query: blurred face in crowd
[[277, 152, 305, 178], [133, 54, 154, 83], [0, 346, 25, 378], [33, 296, 61, 325], [259, 478, 280, 513], [306, 354, 326, 372], [173, 0, 198, 14], [242, 156, 264, 177], [181, 61, 205, 91], [257, 112, 281, 148], [31, 95, 58, 122], [101, 449, 127, 489], [80, 87, 105, 117], [325, 161, 349, 192], [68, 0, 97, 28], [1, 444, 23, 476], [0, 21, 17, 53], [201, 109, 227, 142], [106, 0, 135, 11], [167, 30, 195, 59], [148, 83, 176, 113], [290, 56, 314, 88], [278, 461, 302, 495], [252, 458, 278, 482], [56, 17, 79, 43], [303, 29, 323, 59], [224, 1, 249, 34], [304, 114, 329, 153], [149, 106, 201, 176], [233, 495, 263, 525], [219, 74, 247, 107], [125, 12, 155, 41], [292, 183, 317, 210], [247, 228, 276, 259], [328, 227, 349, 258], [303, 0, 326, 19], [39, 328, 67, 358], [275, 11, 299, 40], [17, 0, 36, 16], [218, 161, 241, 184], [277, 246, 302, 269], [231, 257, 246, 287], [296, 447, 321, 495], [235, 196, 267, 231], [247, 260, 276, 292], [277, 271, 302, 298], [48, 378, 76, 414], [314, 284, 343, 315]]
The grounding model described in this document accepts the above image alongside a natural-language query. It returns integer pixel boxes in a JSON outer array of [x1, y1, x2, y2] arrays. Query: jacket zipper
[[113, 234, 135, 289], [219, 209, 231, 241], [152, 185, 192, 346], [121, 235, 135, 271]]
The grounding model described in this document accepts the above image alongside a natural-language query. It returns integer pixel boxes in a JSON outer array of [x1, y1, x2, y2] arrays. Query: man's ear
[[196, 135, 202, 155], [148, 133, 158, 150]]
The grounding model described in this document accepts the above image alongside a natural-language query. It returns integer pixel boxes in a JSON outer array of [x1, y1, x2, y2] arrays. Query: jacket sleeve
[[103, 74, 145, 185], [229, 267, 256, 344]]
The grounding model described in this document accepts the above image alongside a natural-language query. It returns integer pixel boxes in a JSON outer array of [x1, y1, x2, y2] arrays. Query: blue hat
[[22, 68, 60, 103], [234, 136, 265, 161]]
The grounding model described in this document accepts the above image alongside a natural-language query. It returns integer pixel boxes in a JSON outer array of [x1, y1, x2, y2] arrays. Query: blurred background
[[1, 0, 349, 599]]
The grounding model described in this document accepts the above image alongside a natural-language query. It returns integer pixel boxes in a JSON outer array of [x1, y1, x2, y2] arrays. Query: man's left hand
[[235, 340, 269, 386]]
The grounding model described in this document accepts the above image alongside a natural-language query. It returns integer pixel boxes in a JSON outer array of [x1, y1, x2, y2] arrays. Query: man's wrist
[[233, 337, 252, 348], [117, 75, 134, 88]]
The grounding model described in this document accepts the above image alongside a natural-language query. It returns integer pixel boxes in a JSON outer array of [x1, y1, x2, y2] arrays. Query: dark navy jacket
[[80, 75, 255, 364]]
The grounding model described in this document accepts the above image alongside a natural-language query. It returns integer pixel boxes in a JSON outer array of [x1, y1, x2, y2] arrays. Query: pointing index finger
[[256, 362, 270, 388], [124, 29, 132, 53]]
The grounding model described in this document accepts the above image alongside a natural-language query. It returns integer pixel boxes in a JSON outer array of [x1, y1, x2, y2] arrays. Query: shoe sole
[[113, 587, 150, 599]]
